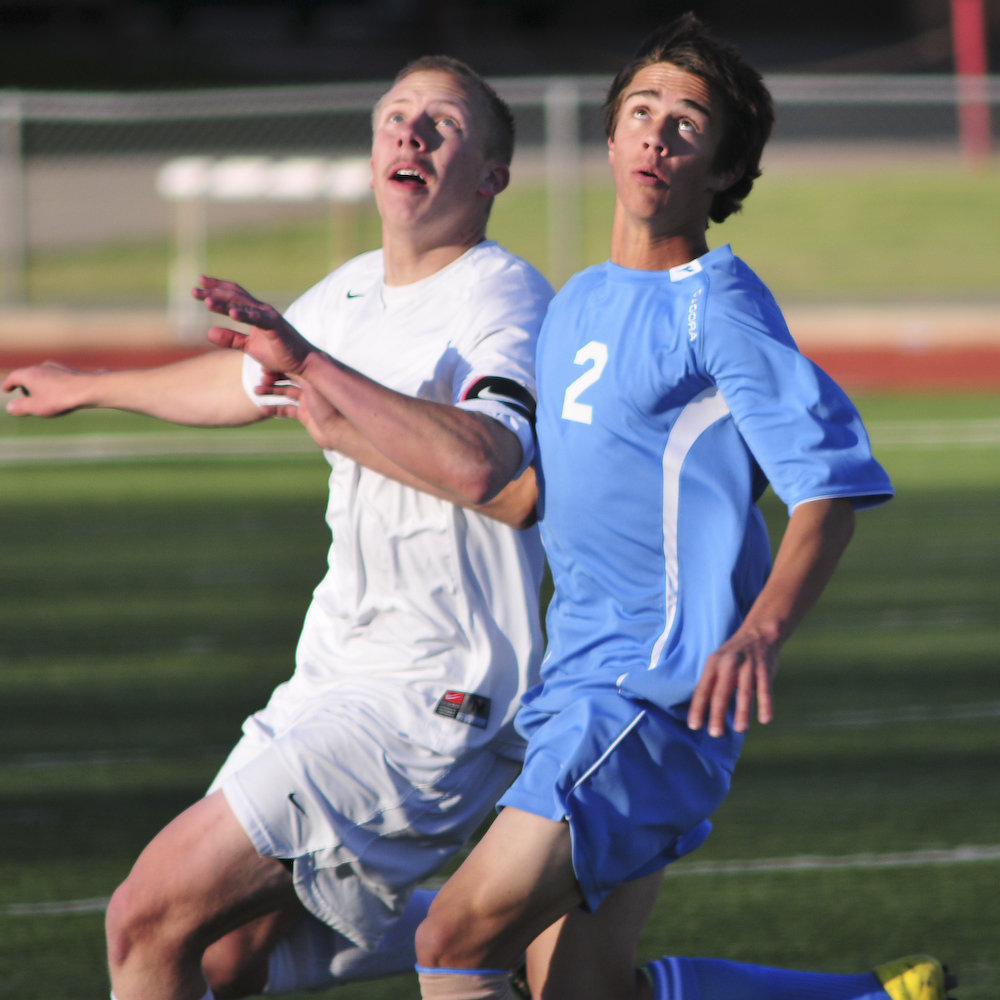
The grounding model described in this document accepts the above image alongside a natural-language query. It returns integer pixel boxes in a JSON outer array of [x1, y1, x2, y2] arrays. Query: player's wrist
[[296, 345, 331, 381]]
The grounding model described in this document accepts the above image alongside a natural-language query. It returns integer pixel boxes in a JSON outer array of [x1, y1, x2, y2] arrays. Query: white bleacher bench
[[156, 155, 372, 336]]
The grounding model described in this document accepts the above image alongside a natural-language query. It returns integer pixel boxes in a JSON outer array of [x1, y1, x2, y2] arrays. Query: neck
[[382, 226, 487, 286], [609, 206, 709, 272]]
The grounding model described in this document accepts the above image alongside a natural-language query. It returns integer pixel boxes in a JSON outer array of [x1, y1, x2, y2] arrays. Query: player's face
[[608, 62, 735, 242], [370, 69, 508, 248]]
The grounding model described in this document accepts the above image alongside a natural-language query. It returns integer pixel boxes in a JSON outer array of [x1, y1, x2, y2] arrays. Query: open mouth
[[390, 167, 427, 185]]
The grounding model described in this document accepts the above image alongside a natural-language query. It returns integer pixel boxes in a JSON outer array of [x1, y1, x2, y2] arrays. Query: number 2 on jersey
[[561, 341, 608, 425]]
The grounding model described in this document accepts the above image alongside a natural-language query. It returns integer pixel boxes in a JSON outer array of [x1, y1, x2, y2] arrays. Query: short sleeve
[[700, 287, 893, 512], [452, 263, 553, 475]]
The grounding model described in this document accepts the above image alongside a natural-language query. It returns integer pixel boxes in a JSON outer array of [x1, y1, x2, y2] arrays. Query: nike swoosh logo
[[473, 385, 514, 403], [288, 792, 306, 815], [346, 291, 364, 299]]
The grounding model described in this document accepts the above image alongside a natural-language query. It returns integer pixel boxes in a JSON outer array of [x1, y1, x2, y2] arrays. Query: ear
[[478, 162, 510, 197], [709, 160, 744, 194], [607, 136, 615, 165]]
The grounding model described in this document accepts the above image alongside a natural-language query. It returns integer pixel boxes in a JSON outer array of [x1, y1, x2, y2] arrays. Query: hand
[[194, 276, 312, 376], [255, 371, 348, 450], [2, 361, 90, 417], [687, 626, 779, 738]]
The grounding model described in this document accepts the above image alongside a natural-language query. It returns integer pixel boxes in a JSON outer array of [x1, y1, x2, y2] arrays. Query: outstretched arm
[[3, 350, 263, 427], [198, 276, 530, 510], [687, 497, 856, 737]]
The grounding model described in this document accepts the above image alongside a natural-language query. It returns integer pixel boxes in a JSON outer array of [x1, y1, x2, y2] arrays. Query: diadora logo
[[687, 288, 703, 342], [670, 259, 703, 282]]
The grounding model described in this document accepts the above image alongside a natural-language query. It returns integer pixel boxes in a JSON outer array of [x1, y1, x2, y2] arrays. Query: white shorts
[[209, 684, 520, 950]]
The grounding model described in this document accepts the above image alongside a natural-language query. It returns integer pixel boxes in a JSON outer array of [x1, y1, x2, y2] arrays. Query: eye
[[437, 116, 461, 131], [388, 112, 405, 124]]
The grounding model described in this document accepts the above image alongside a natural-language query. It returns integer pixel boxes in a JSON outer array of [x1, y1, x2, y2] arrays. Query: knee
[[414, 901, 463, 969], [105, 877, 161, 971], [415, 894, 498, 971], [105, 875, 192, 975]]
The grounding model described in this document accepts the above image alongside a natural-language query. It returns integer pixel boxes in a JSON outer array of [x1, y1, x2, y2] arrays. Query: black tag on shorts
[[435, 690, 491, 729]]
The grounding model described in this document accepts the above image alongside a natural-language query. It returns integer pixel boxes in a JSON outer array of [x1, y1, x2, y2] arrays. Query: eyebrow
[[623, 88, 713, 119], [378, 95, 469, 119]]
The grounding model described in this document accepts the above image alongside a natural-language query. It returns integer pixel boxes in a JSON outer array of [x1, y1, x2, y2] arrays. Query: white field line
[[1, 418, 996, 919], [868, 418, 1000, 447], [2, 701, 999, 919], [670, 844, 1000, 877], [785, 700, 1000, 727], [6, 844, 1000, 918], [0, 418, 998, 466], [2, 701, 997, 776], [0, 428, 316, 464]]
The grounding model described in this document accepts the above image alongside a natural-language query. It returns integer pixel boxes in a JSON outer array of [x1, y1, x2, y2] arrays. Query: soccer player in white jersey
[[412, 16, 954, 1000], [3, 58, 553, 1000]]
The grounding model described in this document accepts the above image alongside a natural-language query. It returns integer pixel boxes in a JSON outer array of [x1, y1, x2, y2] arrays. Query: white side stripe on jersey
[[648, 387, 732, 671]]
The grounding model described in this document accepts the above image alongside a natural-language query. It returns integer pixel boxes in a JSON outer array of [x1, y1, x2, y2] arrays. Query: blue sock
[[646, 956, 887, 1000]]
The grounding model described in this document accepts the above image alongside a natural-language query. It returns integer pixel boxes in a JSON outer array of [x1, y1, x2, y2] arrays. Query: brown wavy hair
[[603, 13, 774, 224]]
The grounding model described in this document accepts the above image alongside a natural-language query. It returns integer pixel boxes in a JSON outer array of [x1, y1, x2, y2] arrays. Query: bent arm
[[295, 347, 525, 506], [199, 278, 530, 508], [323, 416, 536, 526], [687, 497, 857, 737], [4, 350, 264, 427], [255, 373, 537, 528]]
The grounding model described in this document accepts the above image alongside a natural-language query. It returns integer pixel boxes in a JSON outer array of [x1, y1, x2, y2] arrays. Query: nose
[[641, 118, 672, 156], [643, 132, 668, 156], [396, 114, 434, 151], [397, 126, 422, 149]]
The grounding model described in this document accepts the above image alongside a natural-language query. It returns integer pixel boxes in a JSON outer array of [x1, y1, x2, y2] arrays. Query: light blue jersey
[[499, 244, 892, 908], [528, 245, 892, 756]]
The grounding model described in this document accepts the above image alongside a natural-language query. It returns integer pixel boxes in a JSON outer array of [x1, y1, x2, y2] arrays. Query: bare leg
[[416, 807, 666, 1000], [106, 790, 298, 1000], [415, 807, 582, 975], [525, 869, 664, 1000]]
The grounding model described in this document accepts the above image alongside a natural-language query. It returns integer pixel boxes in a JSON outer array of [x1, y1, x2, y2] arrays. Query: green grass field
[[1, 392, 997, 998], [22, 159, 1000, 307]]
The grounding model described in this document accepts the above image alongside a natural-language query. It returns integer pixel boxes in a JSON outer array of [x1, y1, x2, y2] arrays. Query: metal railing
[[1, 74, 996, 327]]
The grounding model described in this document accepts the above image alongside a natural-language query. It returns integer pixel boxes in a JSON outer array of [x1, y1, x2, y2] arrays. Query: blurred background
[[0, 0, 997, 377], [1, 7, 998, 998]]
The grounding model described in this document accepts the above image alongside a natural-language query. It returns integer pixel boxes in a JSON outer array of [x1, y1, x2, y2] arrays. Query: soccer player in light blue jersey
[[413, 14, 955, 1000]]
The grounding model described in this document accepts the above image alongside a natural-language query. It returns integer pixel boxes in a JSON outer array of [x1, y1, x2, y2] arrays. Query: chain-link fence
[[0, 73, 996, 340]]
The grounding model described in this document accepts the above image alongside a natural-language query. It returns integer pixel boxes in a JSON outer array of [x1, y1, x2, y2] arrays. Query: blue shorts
[[498, 691, 734, 912]]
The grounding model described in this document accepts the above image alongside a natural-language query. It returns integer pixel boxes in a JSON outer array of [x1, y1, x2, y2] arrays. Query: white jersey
[[242, 241, 553, 760]]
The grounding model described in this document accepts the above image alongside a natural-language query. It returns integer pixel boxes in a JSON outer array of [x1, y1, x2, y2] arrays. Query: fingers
[[255, 381, 301, 400], [193, 276, 278, 328], [206, 325, 248, 350], [687, 654, 739, 737], [5, 393, 30, 416], [193, 275, 252, 301], [686, 681, 710, 735], [755, 667, 774, 726], [688, 652, 775, 738], [257, 403, 300, 420], [731, 655, 760, 734]]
